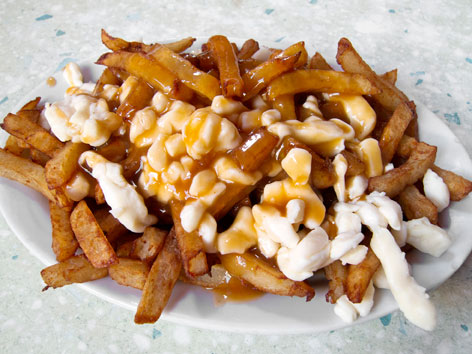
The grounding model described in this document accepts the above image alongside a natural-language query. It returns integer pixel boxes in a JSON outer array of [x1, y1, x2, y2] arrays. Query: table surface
[[1, 0, 471, 353]]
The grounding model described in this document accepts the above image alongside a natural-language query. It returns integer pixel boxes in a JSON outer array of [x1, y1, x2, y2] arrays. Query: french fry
[[116, 78, 154, 120], [242, 52, 300, 100], [272, 41, 308, 68], [121, 145, 146, 180], [380, 69, 398, 85], [346, 247, 380, 303], [93, 67, 121, 98], [266, 69, 380, 100], [30, 148, 51, 166], [93, 207, 129, 243], [96, 51, 193, 101], [95, 137, 127, 163], [220, 253, 314, 300], [368, 142, 437, 198], [19, 97, 41, 111], [117, 240, 134, 257], [0, 148, 72, 207], [271, 94, 296, 120], [397, 185, 438, 224], [45, 142, 89, 189], [164, 37, 197, 53], [109, 258, 150, 290], [134, 228, 182, 324], [41, 254, 108, 289], [324, 260, 347, 304], [130, 226, 167, 264], [49, 201, 78, 261], [70, 201, 118, 268], [336, 37, 409, 112], [208, 35, 244, 98], [379, 101, 415, 165], [276, 136, 336, 189], [238, 39, 259, 60], [309, 52, 333, 70], [170, 199, 208, 277], [179, 264, 229, 289], [341, 150, 366, 177], [231, 127, 279, 172], [94, 183, 106, 205], [396, 134, 418, 158], [148, 44, 221, 100], [1, 113, 63, 158], [431, 165, 472, 201], [4, 135, 28, 156]]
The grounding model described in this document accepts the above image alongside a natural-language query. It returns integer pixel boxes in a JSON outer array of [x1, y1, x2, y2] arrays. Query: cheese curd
[[217, 207, 258, 254], [423, 169, 450, 212], [333, 153, 348, 202], [63, 62, 83, 87], [79, 151, 157, 232], [281, 148, 312, 185], [44, 94, 121, 147], [406, 217, 451, 257]]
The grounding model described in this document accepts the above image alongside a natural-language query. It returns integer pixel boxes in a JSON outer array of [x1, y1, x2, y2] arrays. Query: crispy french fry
[[45, 142, 89, 189], [148, 44, 221, 100], [96, 51, 193, 101], [272, 41, 308, 68], [379, 101, 415, 165], [95, 137, 127, 163], [397, 185, 438, 224], [49, 201, 78, 261], [1, 113, 63, 158], [70, 201, 118, 268], [324, 260, 347, 304], [109, 258, 150, 290], [170, 199, 208, 277], [231, 127, 278, 172], [121, 145, 146, 180], [309, 52, 333, 70], [30, 148, 50, 166], [117, 240, 134, 257], [396, 134, 418, 158], [130, 226, 167, 264], [238, 39, 260, 60], [380, 69, 398, 85], [116, 78, 154, 120], [93, 67, 121, 98], [336, 38, 409, 112], [93, 207, 129, 243], [208, 35, 244, 98], [368, 142, 437, 198], [341, 150, 366, 177], [94, 183, 106, 205], [134, 228, 181, 324], [179, 264, 229, 289], [41, 254, 108, 289], [271, 94, 296, 120], [276, 136, 336, 189], [164, 37, 197, 53], [346, 247, 380, 303], [0, 148, 72, 207], [220, 253, 314, 300], [266, 69, 380, 100], [19, 97, 41, 111], [242, 52, 300, 100], [431, 165, 472, 201], [4, 135, 28, 156]]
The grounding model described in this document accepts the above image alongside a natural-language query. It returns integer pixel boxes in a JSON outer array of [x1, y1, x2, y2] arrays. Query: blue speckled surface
[[0, 0, 471, 352]]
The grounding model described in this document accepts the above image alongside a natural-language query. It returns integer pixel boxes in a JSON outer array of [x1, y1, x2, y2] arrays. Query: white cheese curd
[[63, 62, 83, 87], [64, 171, 91, 201], [262, 215, 300, 249], [217, 207, 258, 254], [351, 281, 375, 316], [391, 221, 408, 247], [334, 202, 359, 214], [302, 95, 323, 118], [79, 151, 157, 233], [334, 295, 358, 323], [346, 175, 368, 201], [180, 200, 206, 233], [406, 217, 451, 257], [44, 94, 121, 146], [257, 232, 280, 258], [281, 148, 312, 185], [366, 191, 403, 230], [370, 227, 436, 331], [333, 154, 348, 202], [330, 232, 364, 260], [384, 163, 394, 173], [355, 201, 388, 231], [261, 109, 282, 126], [211, 95, 247, 118], [286, 199, 305, 224], [198, 212, 217, 253], [335, 211, 361, 234], [373, 266, 389, 289], [151, 91, 170, 113], [276, 227, 331, 281], [129, 107, 157, 147], [340, 245, 368, 265], [423, 169, 450, 212]]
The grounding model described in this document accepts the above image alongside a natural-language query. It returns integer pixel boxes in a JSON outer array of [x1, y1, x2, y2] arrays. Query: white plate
[[1, 42, 472, 334]]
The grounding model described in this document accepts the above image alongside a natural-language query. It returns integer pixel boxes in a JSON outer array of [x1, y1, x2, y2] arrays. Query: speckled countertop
[[0, 0, 471, 353]]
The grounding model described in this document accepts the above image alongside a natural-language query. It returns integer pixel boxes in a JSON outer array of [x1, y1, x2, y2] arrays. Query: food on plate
[[1, 31, 471, 331]]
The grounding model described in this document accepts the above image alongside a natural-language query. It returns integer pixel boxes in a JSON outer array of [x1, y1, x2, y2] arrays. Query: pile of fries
[[1, 30, 471, 329]]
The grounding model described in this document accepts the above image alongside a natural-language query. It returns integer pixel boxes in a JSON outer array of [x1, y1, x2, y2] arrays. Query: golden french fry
[[220, 253, 315, 300], [93, 207, 129, 243], [179, 264, 229, 289], [95, 137, 127, 163], [324, 260, 347, 304], [397, 185, 438, 224], [148, 44, 221, 100], [93, 67, 121, 96], [242, 52, 300, 100], [94, 183, 106, 205], [380, 69, 398, 85], [109, 258, 150, 290], [116, 240, 134, 258], [238, 39, 260, 60], [29, 148, 50, 166], [309, 52, 333, 70], [0, 148, 72, 207], [271, 94, 296, 120], [346, 247, 380, 303], [49, 201, 78, 261], [164, 37, 197, 53], [336, 37, 409, 112], [231, 127, 279, 172], [170, 199, 208, 277], [1, 113, 63, 158], [96, 51, 193, 101], [4, 135, 28, 156], [121, 145, 147, 180], [272, 41, 308, 68], [266, 69, 381, 100], [116, 78, 154, 120], [45, 142, 89, 189], [41, 254, 108, 289], [368, 142, 437, 198], [341, 150, 366, 177], [70, 201, 118, 268], [396, 134, 418, 158], [208, 35, 244, 98], [379, 101, 415, 165], [431, 165, 472, 201], [19, 97, 41, 111], [134, 228, 181, 324], [130, 226, 167, 264]]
